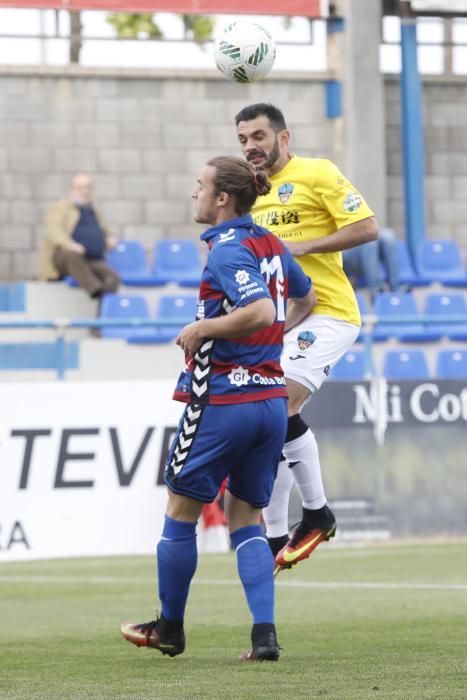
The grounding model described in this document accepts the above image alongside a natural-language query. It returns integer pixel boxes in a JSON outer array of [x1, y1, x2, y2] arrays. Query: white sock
[[262, 458, 294, 538], [283, 429, 326, 510]]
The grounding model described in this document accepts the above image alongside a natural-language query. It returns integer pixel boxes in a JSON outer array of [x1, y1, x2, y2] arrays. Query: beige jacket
[[39, 198, 113, 280]]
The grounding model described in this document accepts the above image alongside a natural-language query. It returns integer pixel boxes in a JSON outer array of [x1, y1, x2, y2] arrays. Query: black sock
[[252, 622, 277, 647], [302, 504, 334, 529], [267, 534, 289, 556], [158, 614, 184, 639]]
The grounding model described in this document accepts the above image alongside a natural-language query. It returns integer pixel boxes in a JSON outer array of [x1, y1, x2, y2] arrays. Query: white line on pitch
[[0, 575, 466, 591]]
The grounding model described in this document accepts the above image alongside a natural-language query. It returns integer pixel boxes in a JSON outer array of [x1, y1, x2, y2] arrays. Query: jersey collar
[[200, 214, 253, 243], [270, 153, 296, 179]]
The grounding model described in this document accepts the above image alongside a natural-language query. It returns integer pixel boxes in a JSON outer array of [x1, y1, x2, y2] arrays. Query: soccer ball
[[213, 20, 276, 84]]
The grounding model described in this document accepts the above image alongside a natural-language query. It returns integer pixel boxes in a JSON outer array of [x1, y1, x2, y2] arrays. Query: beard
[[247, 135, 280, 172]]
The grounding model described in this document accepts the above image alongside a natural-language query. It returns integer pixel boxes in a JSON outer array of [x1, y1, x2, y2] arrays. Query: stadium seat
[[356, 291, 369, 315], [423, 293, 467, 341], [330, 350, 368, 380], [151, 240, 202, 287], [0, 283, 25, 312], [395, 240, 427, 287], [355, 292, 370, 343], [130, 293, 199, 344], [436, 349, 467, 379], [106, 240, 162, 286], [373, 292, 440, 342], [99, 293, 158, 341], [416, 239, 467, 286], [383, 349, 430, 381]]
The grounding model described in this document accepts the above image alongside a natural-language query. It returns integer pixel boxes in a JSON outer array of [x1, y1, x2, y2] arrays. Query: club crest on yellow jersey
[[278, 183, 294, 204]]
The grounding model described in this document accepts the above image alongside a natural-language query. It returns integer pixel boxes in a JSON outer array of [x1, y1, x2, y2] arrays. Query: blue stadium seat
[[416, 239, 467, 286], [436, 349, 467, 379], [151, 240, 202, 287], [99, 293, 158, 341], [330, 350, 368, 380], [130, 293, 199, 344], [373, 292, 440, 342], [106, 240, 162, 286], [355, 292, 370, 343], [395, 240, 428, 287], [383, 349, 430, 381], [0, 283, 25, 312], [423, 293, 467, 341], [356, 291, 369, 315]]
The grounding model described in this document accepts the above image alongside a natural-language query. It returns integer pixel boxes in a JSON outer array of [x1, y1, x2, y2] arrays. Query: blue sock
[[230, 524, 275, 624], [157, 515, 198, 622]]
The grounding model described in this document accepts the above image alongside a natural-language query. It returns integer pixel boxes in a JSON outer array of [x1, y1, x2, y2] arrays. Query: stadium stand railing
[[1, 310, 466, 380], [1, 270, 466, 380]]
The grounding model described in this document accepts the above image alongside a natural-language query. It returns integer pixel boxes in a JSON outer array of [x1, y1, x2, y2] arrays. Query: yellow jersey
[[252, 156, 374, 326]]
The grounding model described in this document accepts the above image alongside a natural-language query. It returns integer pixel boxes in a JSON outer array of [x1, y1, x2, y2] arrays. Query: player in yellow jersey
[[235, 103, 378, 572]]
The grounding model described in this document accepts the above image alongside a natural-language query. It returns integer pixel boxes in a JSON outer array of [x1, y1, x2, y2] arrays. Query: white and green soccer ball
[[213, 20, 276, 84]]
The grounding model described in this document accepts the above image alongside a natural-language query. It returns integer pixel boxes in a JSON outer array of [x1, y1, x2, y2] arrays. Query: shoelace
[[136, 620, 159, 644]]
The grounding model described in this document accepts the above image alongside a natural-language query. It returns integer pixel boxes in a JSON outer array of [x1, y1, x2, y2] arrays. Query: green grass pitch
[[1, 542, 466, 699]]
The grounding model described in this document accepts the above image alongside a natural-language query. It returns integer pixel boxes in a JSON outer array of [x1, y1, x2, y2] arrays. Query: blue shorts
[[165, 398, 287, 509]]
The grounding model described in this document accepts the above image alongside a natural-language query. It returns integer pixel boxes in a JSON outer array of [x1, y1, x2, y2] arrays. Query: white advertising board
[[0, 381, 184, 561]]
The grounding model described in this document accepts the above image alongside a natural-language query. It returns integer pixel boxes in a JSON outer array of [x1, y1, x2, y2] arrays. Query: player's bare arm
[[175, 297, 276, 356], [283, 216, 378, 257], [284, 287, 317, 333]]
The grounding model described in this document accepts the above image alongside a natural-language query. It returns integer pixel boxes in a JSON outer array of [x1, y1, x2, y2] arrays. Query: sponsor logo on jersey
[[297, 330, 317, 351], [219, 229, 236, 243], [196, 300, 205, 319], [278, 182, 294, 204], [343, 192, 363, 212], [235, 269, 250, 285], [228, 366, 251, 387]]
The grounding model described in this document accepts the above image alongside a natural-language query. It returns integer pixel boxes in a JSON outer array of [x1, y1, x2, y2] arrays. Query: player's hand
[[282, 240, 313, 256], [175, 321, 205, 357], [68, 241, 86, 255], [106, 235, 119, 250]]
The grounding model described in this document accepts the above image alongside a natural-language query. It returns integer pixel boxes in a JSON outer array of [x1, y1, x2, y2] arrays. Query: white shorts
[[282, 315, 360, 393]]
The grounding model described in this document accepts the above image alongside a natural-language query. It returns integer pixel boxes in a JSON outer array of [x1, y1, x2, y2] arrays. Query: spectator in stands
[[39, 174, 120, 298], [343, 228, 406, 301]]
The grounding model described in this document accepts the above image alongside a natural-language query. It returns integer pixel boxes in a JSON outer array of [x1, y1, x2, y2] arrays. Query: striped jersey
[[173, 213, 311, 405]]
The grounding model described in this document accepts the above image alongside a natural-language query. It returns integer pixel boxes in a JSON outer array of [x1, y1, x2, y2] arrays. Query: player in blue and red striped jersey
[[121, 156, 315, 662]]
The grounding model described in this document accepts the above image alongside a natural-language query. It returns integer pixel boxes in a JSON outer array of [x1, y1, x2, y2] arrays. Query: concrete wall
[[1, 66, 466, 281], [0, 66, 331, 281], [385, 75, 467, 241]]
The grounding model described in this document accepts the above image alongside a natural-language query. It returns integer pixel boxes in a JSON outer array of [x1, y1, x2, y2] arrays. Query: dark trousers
[[53, 249, 120, 298]]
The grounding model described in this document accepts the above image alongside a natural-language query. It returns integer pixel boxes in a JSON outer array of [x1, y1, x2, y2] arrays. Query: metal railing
[[0, 314, 466, 380], [0, 316, 191, 379]]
